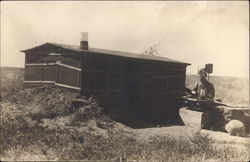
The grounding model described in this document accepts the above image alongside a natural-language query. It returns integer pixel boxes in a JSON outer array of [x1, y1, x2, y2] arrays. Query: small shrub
[[189, 131, 215, 156]]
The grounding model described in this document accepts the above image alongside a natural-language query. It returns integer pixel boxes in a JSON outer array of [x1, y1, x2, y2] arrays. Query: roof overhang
[[21, 42, 191, 66]]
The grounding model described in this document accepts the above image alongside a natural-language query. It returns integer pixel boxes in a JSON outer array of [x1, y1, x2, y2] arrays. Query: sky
[[1, 1, 249, 78]]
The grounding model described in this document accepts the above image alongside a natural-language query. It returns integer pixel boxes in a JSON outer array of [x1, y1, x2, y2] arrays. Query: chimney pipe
[[80, 32, 88, 50]]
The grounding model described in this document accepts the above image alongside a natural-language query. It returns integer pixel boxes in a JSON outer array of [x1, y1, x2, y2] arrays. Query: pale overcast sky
[[1, 1, 249, 78]]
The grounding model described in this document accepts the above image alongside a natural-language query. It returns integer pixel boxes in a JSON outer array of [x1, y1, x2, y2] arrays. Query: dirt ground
[[135, 125, 249, 144], [1, 100, 250, 161], [135, 125, 250, 153], [3, 124, 248, 161]]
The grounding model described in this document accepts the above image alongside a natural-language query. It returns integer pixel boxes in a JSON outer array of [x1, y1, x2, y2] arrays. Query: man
[[192, 68, 215, 100], [184, 68, 215, 111]]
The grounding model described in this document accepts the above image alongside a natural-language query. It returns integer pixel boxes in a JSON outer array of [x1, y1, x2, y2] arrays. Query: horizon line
[[1, 65, 249, 79]]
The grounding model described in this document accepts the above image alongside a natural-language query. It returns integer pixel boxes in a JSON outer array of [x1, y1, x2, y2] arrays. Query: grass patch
[[1, 71, 249, 161]]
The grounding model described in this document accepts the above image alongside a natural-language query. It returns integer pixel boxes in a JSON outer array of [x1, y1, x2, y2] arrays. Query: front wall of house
[[25, 52, 81, 67], [24, 50, 81, 90], [57, 66, 80, 87], [43, 65, 57, 81], [25, 66, 43, 81]]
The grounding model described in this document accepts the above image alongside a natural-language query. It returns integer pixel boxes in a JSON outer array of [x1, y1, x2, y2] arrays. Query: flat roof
[[21, 42, 191, 65]]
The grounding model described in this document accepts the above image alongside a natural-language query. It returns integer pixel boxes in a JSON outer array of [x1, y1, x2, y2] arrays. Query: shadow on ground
[[105, 109, 185, 129]]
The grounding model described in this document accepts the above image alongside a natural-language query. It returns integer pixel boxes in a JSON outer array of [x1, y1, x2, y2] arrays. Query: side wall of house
[[81, 53, 187, 124], [140, 61, 186, 123]]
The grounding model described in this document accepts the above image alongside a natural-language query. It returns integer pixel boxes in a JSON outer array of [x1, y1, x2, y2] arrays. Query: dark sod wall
[[81, 53, 187, 127]]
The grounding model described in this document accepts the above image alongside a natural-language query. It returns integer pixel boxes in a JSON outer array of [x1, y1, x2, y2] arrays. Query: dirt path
[[135, 125, 250, 145]]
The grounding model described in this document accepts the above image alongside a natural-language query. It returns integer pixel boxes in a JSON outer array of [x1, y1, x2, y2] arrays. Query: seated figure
[[184, 68, 215, 111], [193, 68, 215, 100]]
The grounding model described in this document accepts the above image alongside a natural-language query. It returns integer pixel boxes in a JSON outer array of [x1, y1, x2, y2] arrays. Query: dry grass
[[0, 68, 249, 161], [1, 86, 249, 161]]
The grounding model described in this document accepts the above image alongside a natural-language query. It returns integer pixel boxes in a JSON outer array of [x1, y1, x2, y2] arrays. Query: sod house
[[21, 34, 190, 125]]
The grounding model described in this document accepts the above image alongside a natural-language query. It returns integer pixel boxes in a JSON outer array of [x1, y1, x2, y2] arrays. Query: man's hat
[[198, 68, 208, 77]]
